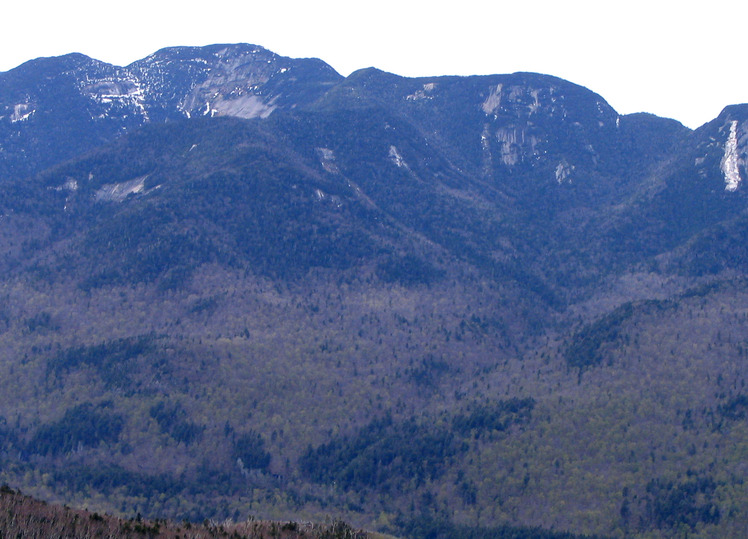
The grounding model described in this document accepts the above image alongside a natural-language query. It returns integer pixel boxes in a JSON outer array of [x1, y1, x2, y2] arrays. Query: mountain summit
[[0, 44, 342, 179]]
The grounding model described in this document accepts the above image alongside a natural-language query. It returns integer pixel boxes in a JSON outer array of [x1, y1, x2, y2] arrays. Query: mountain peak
[[131, 42, 273, 66]]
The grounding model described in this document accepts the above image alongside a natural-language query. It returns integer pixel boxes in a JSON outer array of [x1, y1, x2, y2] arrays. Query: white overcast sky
[[1, 0, 745, 129]]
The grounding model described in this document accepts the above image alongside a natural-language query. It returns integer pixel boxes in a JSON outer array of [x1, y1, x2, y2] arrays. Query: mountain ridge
[[0, 43, 746, 539]]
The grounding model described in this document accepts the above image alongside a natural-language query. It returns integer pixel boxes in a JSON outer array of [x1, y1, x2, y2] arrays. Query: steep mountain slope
[[0, 44, 747, 539], [0, 44, 341, 180], [0, 53, 142, 180], [127, 44, 342, 121], [584, 105, 748, 268]]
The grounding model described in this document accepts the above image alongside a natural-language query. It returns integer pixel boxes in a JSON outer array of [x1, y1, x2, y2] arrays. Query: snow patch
[[721, 120, 741, 192], [82, 74, 149, 120], [529, 89, 540, 114], [313, 188, 343, 207], [95, 176, 151, 202], [555, 161, 575, 184], [480, 124, 493, 175], [209, 95, 277, 119], [51, 179, 79, 192], [406, 82, 437, 101], [388, 145, 408, 168], [316, 147, 339, 174], [480, 124, 491, 152], [11, 103, 35, 123]]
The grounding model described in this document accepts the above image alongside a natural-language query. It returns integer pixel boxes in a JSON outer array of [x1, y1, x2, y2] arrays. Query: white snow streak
[[95, 176, 149, 202], [11, 104, 34, 123], [722, 120, 741, 192], [388, 146, 407, 168], [316, 147, 339, 174], [555, 161, 574, 184], [406, 82, 436, 101]]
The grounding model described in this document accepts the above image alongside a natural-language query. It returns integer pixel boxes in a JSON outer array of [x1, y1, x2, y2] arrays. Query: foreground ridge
[[0, 485, 371, 539]]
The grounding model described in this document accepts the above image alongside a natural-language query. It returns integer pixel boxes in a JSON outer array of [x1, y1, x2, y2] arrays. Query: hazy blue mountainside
[[0, 44, 746, 539], [0, 44, 341, 180]]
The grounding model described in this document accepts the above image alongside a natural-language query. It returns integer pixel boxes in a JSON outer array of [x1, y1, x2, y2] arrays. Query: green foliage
[[563, 304, 635, 371], [405, 356, 451, 388], [675, 216, 748, 277], [0, 416, 18, 456], [564, 299, 679, 371], [375, 254, 444, 286], [188, 295, 222, 315], [452, 398, 535, 436], [232, 431, 271, 470], [39, 117, 395, 289], [300, 414, 461, 493], [26, 402, 124, 456], [23, 311, 59, 333], [52, 463, 235, 501], [47, 335, 157, 388], [393, 514, 606, 539], [716, 394, 748, 421], [149, 401, 203, 445], [642, 475, 721, 531]]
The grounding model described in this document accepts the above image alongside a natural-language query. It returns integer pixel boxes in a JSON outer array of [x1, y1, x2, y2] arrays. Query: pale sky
[[2, 0, 746, 129]]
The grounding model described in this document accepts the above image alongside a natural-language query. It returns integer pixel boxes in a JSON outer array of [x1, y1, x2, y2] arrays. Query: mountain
[[0, 44, 341, 180], [0, 44, 746, 539]]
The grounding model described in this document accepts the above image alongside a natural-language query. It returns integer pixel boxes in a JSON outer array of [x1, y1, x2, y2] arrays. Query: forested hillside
[[0, 44, 746, 539]]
